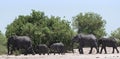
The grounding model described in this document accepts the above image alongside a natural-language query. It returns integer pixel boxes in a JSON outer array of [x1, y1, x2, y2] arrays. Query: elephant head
[[7, 35, 17, 55], [72, 35, 81, 43], [71, 35, 81, 53]]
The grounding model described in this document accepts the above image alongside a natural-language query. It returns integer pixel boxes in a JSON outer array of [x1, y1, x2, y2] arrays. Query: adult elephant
[[7, 35, 35, 55], [35, 44, 49, 55], [98, 38, 119, 54], [50, 42, 65, 55], [72, 33, 99, 54]]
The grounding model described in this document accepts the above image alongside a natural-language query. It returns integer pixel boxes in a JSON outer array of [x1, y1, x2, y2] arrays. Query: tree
[[6, 10, 75, 51], [111, 28, 120, 39], [72, 12, 106, 38], [110, 28, 120, 45], [0, 31, 7, 54]]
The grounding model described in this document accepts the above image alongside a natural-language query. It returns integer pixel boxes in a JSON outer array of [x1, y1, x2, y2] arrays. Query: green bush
[[0, 31, 7, 55], [5, 10, 75, 52]]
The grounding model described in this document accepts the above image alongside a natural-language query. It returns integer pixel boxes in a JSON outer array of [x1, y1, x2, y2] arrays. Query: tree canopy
[[72, 12, 106, 38], [5, 10, 75, 50], [110, 28, 120, 45], [111, 28, 120, 39]]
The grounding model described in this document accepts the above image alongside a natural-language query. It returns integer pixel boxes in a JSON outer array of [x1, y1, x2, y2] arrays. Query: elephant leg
[[53, 50, 55, 55], [59, 48, 62, 55], [28, 46, 35, 55], [39, 53, 41, 55], [43, 53, 45, 55], [10, 47, 15, 55], [59, 49, 62, 55], [78, 48, 80, 54], [81, 48, 84, 54], [115, 47, 119, 53], [94, 41, 99, 53], [112, 47, 115, 53], [57, 49, 60, 55], [47, 52, 49, 55], [24, 49, 28, 55], [62, 47, 65, 55], [79, 47, 83, 54], [63, 48, 65, 55], [95, 46, 99, 53], [39, 51, 41, 55], [89, 47, 93, 54], [8, 47, 12, 55], [31, 48, 35, 55], [10, 49, 13, 55], [58, 50, 60, 55], [24, 52, 27, 55], [60, 48, 65, 55], [7, 46, 10, 55], [100, 47, 104, 54], [103, 47, 107, 54], [79, 48, 83, 54]]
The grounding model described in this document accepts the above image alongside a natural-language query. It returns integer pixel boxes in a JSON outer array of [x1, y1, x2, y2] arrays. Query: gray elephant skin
[[98, 38, 119, 54], [72, 33, 99, 54], [50, 42, 65, 55], [35, 44, 49, 55], [7, 35, 35, 55]]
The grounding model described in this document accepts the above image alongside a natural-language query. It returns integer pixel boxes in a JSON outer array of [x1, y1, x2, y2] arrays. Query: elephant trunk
[[97, 39, 101, 53], [27, 45, 35, 55]]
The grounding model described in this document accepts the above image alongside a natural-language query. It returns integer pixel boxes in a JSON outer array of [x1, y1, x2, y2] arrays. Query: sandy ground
[[0, 47, 120, 59]]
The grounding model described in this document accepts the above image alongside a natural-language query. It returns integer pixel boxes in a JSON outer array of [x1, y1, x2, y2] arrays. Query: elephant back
[[80, 34, 97, 40]]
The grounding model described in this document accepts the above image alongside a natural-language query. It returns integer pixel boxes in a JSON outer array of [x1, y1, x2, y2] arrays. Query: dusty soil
[[0, 47, 120, 59]]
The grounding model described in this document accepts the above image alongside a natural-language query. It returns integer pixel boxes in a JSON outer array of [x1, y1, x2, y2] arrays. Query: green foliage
[[111, 28, 120, 39], [0, 31, 7, 54], [6, 10, 75, 51], [110, 28, 120, 45], [72, 12, 106, 38]]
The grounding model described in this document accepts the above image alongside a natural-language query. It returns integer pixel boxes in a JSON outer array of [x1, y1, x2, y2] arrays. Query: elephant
[[50, 42, 65, 55], [35, 44, 49, 55], [98, 38, 119, 54], [7, 35, 35, 55], [72, 33, 99, 54]]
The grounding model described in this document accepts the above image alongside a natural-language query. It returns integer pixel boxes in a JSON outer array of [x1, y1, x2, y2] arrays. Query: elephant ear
[[74, 34, 81, 42], [98, 38, 102, 44], [12, 35, 17, 40]]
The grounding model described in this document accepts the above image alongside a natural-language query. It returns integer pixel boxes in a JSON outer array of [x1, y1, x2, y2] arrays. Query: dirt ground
[[0, 47, 120, 59]]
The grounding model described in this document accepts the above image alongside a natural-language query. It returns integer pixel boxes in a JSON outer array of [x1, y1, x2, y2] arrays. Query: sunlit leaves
[[111, 28, 120, 39], [72, 12, 106, 38]]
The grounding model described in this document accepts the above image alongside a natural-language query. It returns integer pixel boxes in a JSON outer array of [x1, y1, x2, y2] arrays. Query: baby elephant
[[50, 42, 65, 55], [36, 44, 49, 55], [98, 38, 119, 54]]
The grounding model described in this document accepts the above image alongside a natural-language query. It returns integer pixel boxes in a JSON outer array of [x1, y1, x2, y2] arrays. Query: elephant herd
[[7, 33, 120, 55], [72, 33, 119, 54], [7, 35, 65, 55]]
